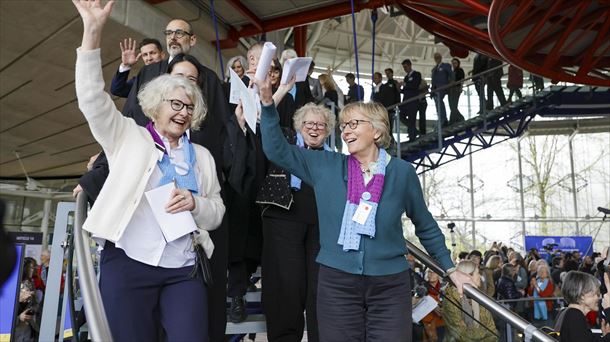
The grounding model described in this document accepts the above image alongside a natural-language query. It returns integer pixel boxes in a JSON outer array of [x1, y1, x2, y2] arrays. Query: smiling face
[[300, 111, 328, 148], [165, 19, 196, 57], [269, 60, 281, 87], [170, 60, 199, 84], [340, 107, 379, 158], [580, 290, 601, 312], [154, 87, 193, 146]]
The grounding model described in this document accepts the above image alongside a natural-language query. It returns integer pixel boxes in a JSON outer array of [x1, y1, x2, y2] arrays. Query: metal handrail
[[499, 297, 564, 303], [73, 192, 114, 342], [406, 240, 556, 342]]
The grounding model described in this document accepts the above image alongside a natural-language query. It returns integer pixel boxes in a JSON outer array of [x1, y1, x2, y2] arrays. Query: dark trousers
[[474, 77, 486, 112], [418, 99, 427, 135], [317, 265, 412, 342], [432, 90, 448, 125], [99, 243, 208, 342], [261, 216, 320, 342], [486, 77, 507, 109], [508, 88, 522, 102], [399, 102, 419, 141]]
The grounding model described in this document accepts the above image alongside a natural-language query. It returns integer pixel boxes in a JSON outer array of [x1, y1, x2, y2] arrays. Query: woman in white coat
[[72, 1, 225, 341]]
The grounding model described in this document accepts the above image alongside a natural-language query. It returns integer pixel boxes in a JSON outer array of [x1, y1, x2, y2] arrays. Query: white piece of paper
[[144, 182, 198, 243], [281, 57, 313, 84], [229, 68, 258, 133], [352, 201, 372, 225], [411, 295, 438, 323], [252, 42, 277, 93]]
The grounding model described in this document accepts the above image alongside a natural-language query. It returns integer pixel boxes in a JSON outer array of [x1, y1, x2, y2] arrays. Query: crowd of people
[[407, 243, 610, 342]]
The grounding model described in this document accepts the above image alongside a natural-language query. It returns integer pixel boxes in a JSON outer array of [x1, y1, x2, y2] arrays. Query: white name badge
[[352, 201, 372, 225]]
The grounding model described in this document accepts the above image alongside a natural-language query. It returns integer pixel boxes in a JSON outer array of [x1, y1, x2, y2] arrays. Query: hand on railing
[[448, 270, 475, 297]]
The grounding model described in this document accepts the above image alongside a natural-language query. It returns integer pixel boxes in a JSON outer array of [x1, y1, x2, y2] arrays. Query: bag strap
[[553, 307, 568, 332]]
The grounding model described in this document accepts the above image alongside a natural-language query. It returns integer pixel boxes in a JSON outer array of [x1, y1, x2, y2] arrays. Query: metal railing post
[[74, 192, 114, 342], [405, 240, 556, 342]]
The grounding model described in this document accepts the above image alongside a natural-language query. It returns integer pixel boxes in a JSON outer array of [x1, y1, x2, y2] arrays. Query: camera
[[542, 243, 558, 252]]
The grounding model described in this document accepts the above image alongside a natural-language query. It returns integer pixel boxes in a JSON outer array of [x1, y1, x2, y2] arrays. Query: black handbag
[[189, 233, 213, 286], [255, 171, 293, 210]]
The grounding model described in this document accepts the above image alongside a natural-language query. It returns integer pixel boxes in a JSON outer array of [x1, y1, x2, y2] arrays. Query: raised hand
[[120, 38, 141, 67], [72, 0, 115, 50], [251, 77, 274, 106]]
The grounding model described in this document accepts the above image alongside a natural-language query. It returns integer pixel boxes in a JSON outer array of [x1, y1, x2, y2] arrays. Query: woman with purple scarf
[[255, 75, 474, 341], [72, 1, 225, 340]]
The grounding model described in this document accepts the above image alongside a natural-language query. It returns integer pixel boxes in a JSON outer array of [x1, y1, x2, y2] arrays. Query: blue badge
[[362, 191, 371, 201]]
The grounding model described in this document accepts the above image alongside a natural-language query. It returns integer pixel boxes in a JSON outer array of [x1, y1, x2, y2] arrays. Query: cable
[[209, 0, 224, 77], [349, 0, 361, 100], [371, 9, 377, 96]]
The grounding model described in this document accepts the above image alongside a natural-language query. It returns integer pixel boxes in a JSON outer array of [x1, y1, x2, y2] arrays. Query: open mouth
[[346, 137, 356, 144], [308, 132, 319, 138], [171, 116, 187, 126]]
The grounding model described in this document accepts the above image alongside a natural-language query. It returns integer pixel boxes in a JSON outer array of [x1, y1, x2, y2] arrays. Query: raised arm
[[72, 0, 115, 51]]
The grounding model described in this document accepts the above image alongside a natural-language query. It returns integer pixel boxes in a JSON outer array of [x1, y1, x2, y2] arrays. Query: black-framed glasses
[[163, 29, 192, 39], [302, 121, 328, 130], [339, 119, 371, 131], [164, 99, 194, 115]]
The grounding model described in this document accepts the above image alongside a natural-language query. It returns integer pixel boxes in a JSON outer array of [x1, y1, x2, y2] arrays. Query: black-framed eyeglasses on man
[[339, 119, 371, 131], [163, 29, 192, 39], [164, 99, 194, 115], [303, 121, 328, 130]]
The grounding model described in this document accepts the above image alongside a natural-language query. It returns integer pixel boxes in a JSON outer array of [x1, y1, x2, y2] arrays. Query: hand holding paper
[[252, 42, 277, 93], [281, 57, 312, 85], [145, 182, 198, 243], [229, 68, 258, 132]]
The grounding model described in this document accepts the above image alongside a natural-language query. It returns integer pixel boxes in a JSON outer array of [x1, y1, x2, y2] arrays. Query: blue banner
[[524, 235, 593, 258], [0, 244, 24, 342]]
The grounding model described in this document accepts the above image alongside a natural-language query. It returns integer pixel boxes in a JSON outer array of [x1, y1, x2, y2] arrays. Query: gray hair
[[339, 102, 392, 149], [225, 55, 247, 80], [137, 74, 206, 130], [280, 48, 298, 65], [561, 270, 600, 304], [293, 103, 336, 138]]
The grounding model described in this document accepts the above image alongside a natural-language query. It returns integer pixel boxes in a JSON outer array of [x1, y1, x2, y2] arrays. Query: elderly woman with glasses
[[256, 103, 334, 342], [254, 74, 473, 341], [72, 1, 225, 341], [557, 271, 610, 341]]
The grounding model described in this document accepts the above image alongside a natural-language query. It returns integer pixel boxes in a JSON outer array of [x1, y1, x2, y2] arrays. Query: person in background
[[506, 65, 523, 102], [400, 59, 422, 141], [225, 55, 249, 84], [110, 37, 165, 98], [528, 264, 554, 322], [308, 61, 324, 104], [448, 58, 465, 124], [256, 103, 335, 342], [279, 48, 315, 109], [15, 257, 39, 342], [469, 250, 495, 297], [485, 57, 507, 110], [486, 254, 502, 285], [421, 269, 445, 341], [509, 252, 528, 318], [345, 73, 364, 103], [557, 271, 610, 341], [470, 53, 488, 114], [443, 260, 498, 342], [430, 52, 454, 126], [318, 73, 341, 150]]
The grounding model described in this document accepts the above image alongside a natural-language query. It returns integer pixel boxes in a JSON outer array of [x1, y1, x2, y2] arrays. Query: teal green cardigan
[[260, 103, 454, 275]]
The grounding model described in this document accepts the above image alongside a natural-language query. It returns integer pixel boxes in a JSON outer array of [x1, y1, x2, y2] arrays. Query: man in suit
[[79, 18, 234, 342], [372, 72, 399, 133], [471, 53, 488, 113], [486, 57, 507, 109], [345, 73, 364, 103], [110, 38, 165, 98], [400, 59, 422, 141], [431, 52, 454, 126]]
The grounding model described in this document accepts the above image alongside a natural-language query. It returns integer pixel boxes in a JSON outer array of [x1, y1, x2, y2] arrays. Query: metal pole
[[469, 148, 476, 248], [405, 240, 556, 342], [568, 130, 579, 235], [41, 198, 52, 250], [74, 192, 114, 342], [517, 135, 527, 240], [395, 106, 401, 158]]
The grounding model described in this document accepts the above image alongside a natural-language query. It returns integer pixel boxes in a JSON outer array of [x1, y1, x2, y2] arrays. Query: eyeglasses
[[302, 121, 327, 130], [339, 119, 371, 131], [164, 99, 194, 115], [163, 29, 192, 39]]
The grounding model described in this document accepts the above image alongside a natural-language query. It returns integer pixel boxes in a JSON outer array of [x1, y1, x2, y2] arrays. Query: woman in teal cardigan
[[255, 77, 473, 341]]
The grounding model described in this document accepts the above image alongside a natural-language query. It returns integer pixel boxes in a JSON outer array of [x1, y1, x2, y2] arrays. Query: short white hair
[[280, 48, 298, 66], [293, 103, 335, 138], [137, 74, 206, 130], [225, 55, 247, 80]]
